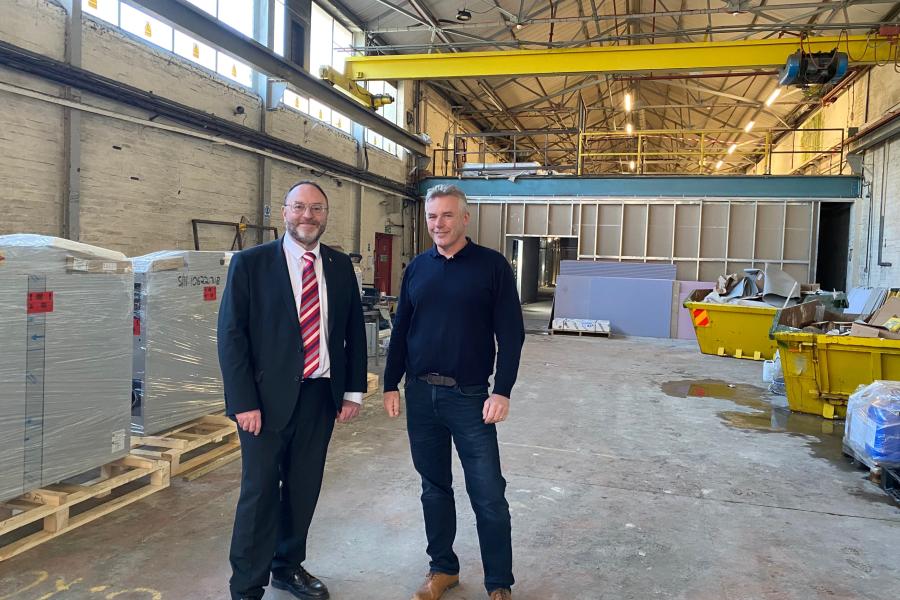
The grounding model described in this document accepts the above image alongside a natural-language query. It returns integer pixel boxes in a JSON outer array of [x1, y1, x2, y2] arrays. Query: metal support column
[[60, 1, 82, 241], [257, 0, 276, 244], [350, 27, 366, 255]]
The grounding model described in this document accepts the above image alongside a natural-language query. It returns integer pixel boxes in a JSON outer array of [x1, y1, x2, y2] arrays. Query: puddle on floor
[[661, 379, 899, 508], [661, 379, 849, 467]]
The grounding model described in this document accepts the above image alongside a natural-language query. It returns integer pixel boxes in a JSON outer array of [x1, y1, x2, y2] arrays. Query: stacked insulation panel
[[131, 251, 230, 435], [0, 235, 133, 502]]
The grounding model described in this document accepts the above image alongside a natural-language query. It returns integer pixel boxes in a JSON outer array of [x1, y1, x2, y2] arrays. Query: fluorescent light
[[629, 160, 636, 170], [744, 120, 755, 133], [624, 93, 632, 113], [765, 87, 781, 107], [727, 143, 737, 155], [715, 160, 724, 170], [625, 123, 633, 135]]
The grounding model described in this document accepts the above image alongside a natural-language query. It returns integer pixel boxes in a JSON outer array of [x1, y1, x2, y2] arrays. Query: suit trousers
[[229, 377, 336, 600]]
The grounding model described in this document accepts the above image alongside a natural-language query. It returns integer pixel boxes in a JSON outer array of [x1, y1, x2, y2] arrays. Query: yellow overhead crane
[[342, 35, 897, 81], [318, 66, 394, 109]]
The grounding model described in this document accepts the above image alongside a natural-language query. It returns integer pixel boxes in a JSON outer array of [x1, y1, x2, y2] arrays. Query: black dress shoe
[[271, 566, 329, 599]]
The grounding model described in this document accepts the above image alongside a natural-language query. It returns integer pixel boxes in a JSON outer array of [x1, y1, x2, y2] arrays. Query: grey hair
[[284, 180, 328, 205], [424, 184, 468, 213]]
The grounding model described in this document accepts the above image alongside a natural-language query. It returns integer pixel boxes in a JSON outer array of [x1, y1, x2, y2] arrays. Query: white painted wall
[[752, 64, 900, 288], [850, 137, 900, 287]]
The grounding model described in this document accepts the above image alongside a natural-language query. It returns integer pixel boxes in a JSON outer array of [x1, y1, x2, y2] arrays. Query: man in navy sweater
[[383, 184, 525, 600]]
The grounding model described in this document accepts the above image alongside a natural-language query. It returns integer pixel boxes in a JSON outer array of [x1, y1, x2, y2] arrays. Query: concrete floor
[[522, 291, 553, 333], [2, 334, 899, 600]]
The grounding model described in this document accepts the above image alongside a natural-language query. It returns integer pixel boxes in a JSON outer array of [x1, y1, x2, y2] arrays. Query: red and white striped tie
[[299, 252, 321, 379]]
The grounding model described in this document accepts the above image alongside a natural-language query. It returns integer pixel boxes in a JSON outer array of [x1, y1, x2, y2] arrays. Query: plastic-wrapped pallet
[[0, 234, 133, 502], [844, 381, 900, 469], [131, 251, 231, 435]]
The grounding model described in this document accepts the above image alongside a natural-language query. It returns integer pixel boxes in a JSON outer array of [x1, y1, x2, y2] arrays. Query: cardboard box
[[147, 257, 186, 272], [66, 256, 133, 274], [848, 298, 900, 340], [868, 297, 900, 327]]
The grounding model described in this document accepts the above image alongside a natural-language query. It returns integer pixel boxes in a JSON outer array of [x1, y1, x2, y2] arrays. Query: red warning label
[[203, 286, 217, 301], [27, 292, 54, 314]]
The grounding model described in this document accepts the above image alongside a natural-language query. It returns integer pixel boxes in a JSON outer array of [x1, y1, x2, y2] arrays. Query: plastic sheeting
[[131, 251, 230, 435], [844, 381, 900, 469], [0, 235, 133, 502]]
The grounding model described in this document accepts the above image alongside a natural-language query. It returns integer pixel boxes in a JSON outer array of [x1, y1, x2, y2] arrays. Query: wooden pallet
[[843, 446, 888, 486], [363, 372, 381, 401], [550, 328, 610, 338], [131, 414, 240, 479], [0, 455, 170, 562]]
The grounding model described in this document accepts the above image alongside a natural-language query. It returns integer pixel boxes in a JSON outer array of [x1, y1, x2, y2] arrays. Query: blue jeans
[[405, 378, 514, 592]]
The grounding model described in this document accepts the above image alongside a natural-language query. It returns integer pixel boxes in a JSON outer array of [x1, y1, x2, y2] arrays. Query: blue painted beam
[[418, 176, 861, 199]]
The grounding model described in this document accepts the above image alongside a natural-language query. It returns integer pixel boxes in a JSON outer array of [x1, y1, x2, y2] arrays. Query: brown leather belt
[[418, 373, 457, 387]]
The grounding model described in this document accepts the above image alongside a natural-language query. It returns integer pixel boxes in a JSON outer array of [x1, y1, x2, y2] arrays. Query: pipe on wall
[[0, 80, 411, 199], [877, 141, 893, 267]]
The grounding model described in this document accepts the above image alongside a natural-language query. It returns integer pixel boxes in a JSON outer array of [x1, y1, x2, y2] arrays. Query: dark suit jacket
[[217, 237, 367, 431]]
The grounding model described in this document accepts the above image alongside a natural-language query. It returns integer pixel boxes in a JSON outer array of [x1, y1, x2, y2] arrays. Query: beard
[[287, 220, 326, 246]]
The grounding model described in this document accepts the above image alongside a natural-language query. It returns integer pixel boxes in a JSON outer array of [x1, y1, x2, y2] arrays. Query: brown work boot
[[411, 571, 459, 600], [488, 589, 512, 600]]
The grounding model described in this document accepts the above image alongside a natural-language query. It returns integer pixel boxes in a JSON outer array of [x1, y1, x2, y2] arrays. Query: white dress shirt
[[283, 235, 363, 405]]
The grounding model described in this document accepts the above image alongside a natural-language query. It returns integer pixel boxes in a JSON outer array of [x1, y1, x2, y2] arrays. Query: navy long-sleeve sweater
[[383, 239, 525, 397]]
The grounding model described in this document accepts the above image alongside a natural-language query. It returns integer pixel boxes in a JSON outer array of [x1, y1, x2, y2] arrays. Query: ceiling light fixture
[[625, 123, 634, 135], [744, 120, 755, 133], [765, 87, 782, 107], [457, 8, 472, 21], [727, 143, 737, 155], [715, 160, 724, 170], [624, 92, 632, 113], [629, 160, 636, 171]]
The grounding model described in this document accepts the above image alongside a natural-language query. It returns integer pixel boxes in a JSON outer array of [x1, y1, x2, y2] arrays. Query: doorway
[[374, 232, 393, 295], [508, 236, 578, 332], [815, 202, 851, 292]]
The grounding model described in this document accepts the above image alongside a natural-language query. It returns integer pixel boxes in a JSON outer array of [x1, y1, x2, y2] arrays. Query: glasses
[[285, 203, 328, 215]]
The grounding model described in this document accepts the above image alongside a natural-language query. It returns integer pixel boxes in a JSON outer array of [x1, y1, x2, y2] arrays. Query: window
[[331, 17, 352, 74], [83, 0, 118, 24], [274, 0, 286, 57], [331, 111, 351, 134], [309, 98, 332, 124], [120, 3, 173, 51], [217, 54, 253, 87], [185, 0, 216, 17], [308, 3, 354, 133], [366, 80, 403, 156], [174, 30, 216, 71], [81, 0, 258, 90], [217, 0, 254, 38], [309, 4, 334, 80], [283, 89, 308, 114]]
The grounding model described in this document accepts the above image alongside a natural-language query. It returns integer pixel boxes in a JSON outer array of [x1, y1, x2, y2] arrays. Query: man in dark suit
[[218, 181, 367, 600]]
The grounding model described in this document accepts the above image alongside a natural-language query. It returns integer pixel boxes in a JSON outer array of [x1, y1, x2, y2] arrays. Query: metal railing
[[429, 129, 579, 177], [576, 127, 845, 175]]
